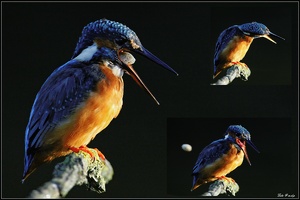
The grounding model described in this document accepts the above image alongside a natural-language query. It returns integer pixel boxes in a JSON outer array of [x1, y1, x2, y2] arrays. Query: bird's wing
[[24, 60, 103, 167], [213, 25, 241, 73], [191, 139, 230, 190], [192, 139, 229, 176]]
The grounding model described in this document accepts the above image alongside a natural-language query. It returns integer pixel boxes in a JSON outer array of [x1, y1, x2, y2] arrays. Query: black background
[[2, 1, 298, 198]]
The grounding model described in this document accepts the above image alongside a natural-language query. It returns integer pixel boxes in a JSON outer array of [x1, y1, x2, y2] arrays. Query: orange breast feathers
[[43, 64, 124, 156], [221, 35, 254, 63], [201, 143, 244, 180]]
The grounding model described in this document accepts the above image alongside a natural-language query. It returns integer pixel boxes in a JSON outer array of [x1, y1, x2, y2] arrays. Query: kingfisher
[[191, 125, 260, 191], [213, 22, 285, 79], [22, 19, 178, 182]]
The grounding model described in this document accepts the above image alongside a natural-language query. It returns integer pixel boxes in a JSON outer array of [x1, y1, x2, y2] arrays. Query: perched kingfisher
[[213, 22, 285, 79], [191, 125, 260, 191], [22, 19, 178, 182]]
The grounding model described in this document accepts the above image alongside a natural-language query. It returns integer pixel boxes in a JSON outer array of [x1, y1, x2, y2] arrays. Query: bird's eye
[[115, 38, 127, 46]]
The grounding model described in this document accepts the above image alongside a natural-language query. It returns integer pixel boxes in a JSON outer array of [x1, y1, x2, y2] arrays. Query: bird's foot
[[217, 176, 235, 183], [230, 61, 241, 65], [69, 145, 106, 161]]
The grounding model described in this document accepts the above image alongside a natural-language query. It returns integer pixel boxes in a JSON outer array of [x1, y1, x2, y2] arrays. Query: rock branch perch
[[202, 178, 239, 196], [28, 149, 114, 198], [211, 63, 251, 85]]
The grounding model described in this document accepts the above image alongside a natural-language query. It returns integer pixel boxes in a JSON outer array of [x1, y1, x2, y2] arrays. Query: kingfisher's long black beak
[[246, 140, 260, 154], [133, 47, 179, 76], [263, 32, 285, 44]]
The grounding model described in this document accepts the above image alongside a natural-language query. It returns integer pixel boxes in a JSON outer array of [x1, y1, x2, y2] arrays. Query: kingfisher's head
[[238, 22, 285, 44], [225, 125, 260, 166], [72, 19, 140, 57], [72, 19, 178, 104]]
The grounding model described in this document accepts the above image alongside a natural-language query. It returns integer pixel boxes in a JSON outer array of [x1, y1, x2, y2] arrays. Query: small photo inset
[[167, 117, 296, 198]]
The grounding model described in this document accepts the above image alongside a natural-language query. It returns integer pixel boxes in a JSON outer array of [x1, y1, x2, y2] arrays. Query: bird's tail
[[191, 174, 201, 191]]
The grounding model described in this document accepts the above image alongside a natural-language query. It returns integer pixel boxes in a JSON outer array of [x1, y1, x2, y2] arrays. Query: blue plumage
[[226, 125, 250, 139], [238, 22, 272, 36]]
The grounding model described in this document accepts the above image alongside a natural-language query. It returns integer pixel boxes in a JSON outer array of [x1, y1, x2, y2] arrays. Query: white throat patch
[[73, 43, 98, 62], [112, 64, 124, 77]]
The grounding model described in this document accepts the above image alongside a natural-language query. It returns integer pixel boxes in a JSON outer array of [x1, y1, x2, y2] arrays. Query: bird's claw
[[217, 176, 236, 183], [69, 146, 106, 162]]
